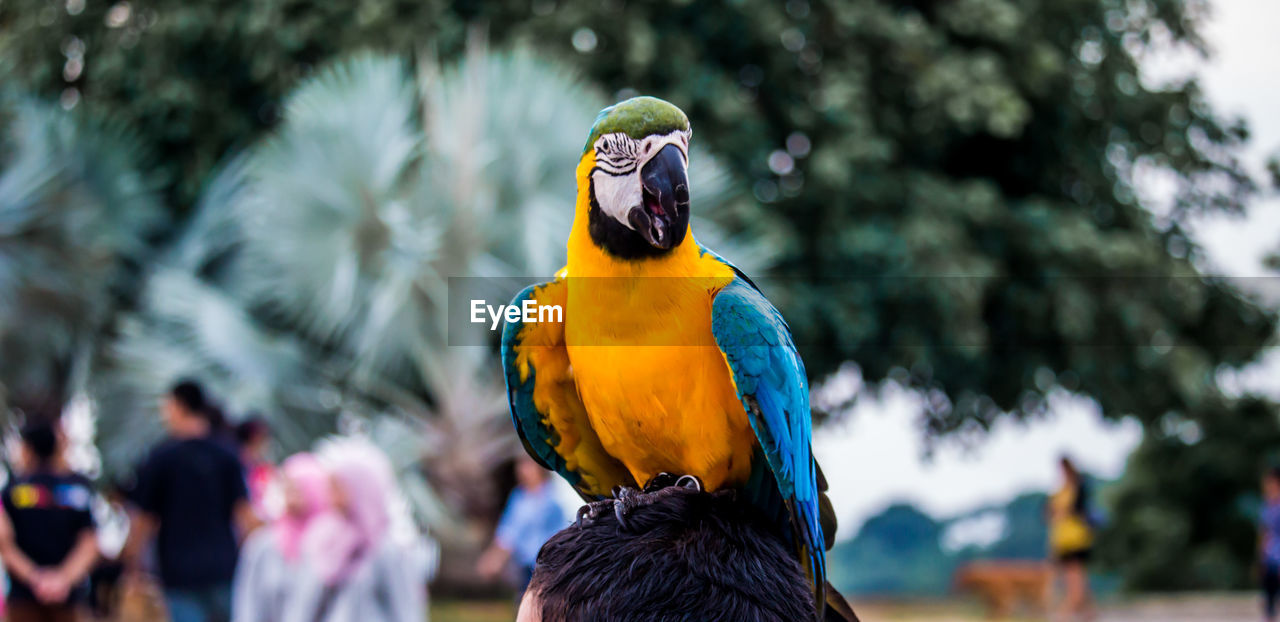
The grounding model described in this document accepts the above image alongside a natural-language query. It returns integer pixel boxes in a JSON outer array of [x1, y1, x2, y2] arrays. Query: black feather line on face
[[587, 173, 682, 260], [594, 134, 639, 174]]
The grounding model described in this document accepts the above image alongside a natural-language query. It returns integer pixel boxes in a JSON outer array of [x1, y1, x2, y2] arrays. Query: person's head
[[305, 440, 397, 585], [325, 444, 393, 535], [236, 416, 271, 460], [1059, 455, 1080, 484], [516, 455, 552, 491], [282, 453, 331, 520], [19, 418, 61, 471], [162, 378, 211, 437], [1263, 466, 1280, 501], [277, 453, 332, 560], [519, 486, 816, 622]]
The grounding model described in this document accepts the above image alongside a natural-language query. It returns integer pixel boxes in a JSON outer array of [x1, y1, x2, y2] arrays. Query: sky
[[815, 0, 1280, 539]]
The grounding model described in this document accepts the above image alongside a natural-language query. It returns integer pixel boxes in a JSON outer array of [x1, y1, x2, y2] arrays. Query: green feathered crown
[[583, 96, 690, 154]]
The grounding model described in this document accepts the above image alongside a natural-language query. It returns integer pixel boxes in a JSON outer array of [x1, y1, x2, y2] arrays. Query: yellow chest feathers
[[562, 241, 754, 489]]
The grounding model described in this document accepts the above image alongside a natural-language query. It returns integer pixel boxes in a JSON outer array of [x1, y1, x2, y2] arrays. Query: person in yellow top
[[1047, 456, 1097, 622]]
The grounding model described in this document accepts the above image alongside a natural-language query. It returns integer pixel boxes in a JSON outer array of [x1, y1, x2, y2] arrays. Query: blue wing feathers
[[709, 266, 826, 590]]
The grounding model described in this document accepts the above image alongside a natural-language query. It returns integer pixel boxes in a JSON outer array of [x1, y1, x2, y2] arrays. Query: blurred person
[[477, 456, 569, 599], [0, 418, 100, 622], [122, 379, 259, 622], [232, 453, 331, 622], [1259, 467, 1280, 622], [284, 440, 431, 622], [235, 417, 275, 517], [516, 483, 818, 622], [1047, 456, 1096, 622]]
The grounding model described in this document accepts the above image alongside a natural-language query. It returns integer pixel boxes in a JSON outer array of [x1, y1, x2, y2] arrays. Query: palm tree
[[0, 94, 163, 421]]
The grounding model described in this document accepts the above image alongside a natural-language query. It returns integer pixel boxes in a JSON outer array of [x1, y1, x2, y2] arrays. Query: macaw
[[502, 96, 854, 621]]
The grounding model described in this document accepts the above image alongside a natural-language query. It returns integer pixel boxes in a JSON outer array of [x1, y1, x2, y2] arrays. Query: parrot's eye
[[640, 130, 690, 166], [594, 133, 640, 176]]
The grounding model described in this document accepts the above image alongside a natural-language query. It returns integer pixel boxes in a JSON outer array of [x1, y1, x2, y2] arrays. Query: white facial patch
[[590, 130, 690, 230]]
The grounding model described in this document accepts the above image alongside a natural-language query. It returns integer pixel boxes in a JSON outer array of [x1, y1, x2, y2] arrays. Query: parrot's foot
[[574, 475, 706, 531], [642, 472, 703, 493], [573, 486, 646, 529]]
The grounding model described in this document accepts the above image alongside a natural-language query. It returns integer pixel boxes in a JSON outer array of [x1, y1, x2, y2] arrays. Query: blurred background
[[2, 0, 1279, 620]]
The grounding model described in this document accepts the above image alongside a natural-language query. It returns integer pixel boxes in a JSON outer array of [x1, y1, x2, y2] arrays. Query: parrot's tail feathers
[[819, 489, 838, 551], [748, 457, 830, 620], [823, 582, 859, 622], [784, 493, 825, 618], [796, 541, 826, 621]]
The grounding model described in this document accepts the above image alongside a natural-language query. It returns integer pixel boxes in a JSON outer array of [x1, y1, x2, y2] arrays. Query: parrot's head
[[582, 96, 692, 258]]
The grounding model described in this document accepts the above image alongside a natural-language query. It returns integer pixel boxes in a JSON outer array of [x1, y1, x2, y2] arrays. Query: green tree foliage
[[0, 0, 467, 207], [1099, 396, 1280, 590]]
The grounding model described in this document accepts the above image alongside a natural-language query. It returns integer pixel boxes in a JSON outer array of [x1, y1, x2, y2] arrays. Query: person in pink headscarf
[[284, 440, 432, 622], [232, 453, 332, 622]]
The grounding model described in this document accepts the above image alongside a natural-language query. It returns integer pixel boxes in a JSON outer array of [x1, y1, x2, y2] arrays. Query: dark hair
[[20, 418, 59, 466], [169, 378, 231, 432], [528, 486, 816, 622], [234, 416, 269, 445], [169, 379, 208, 415]]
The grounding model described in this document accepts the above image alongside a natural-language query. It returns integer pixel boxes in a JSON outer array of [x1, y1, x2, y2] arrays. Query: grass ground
[[431, 599, 516, 622]]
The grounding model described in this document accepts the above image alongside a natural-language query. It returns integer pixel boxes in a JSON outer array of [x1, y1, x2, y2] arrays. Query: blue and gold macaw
[[502, 97, 853, 621]]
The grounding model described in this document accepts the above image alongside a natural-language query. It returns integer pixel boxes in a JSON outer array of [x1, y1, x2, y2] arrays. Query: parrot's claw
[[612, 485, 650, 529], [576, 498, 612, 527]]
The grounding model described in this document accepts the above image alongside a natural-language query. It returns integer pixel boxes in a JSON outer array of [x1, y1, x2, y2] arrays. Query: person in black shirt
[[122, 379, 258, 622], [0, 418, 100, 622]]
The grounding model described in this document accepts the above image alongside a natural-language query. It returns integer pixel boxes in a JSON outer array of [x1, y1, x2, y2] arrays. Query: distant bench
[[953, 561, 1049, 619]]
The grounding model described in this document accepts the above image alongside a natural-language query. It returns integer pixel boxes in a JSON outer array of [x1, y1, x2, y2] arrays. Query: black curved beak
[[629, 143, 690, 250]]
